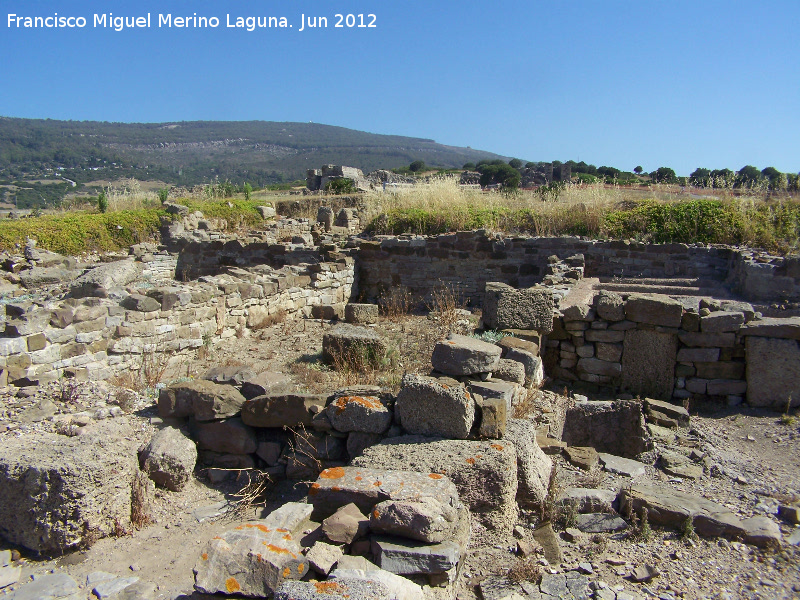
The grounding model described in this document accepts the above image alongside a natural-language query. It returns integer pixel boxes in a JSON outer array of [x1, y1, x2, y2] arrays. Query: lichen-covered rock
[[483, 282, 555, 333], [370, 497, 459, 543], [326, 395, 391, 434]]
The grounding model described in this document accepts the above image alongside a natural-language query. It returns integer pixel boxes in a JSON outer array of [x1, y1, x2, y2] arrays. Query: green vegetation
[[97, 190, 108, 213], [325, 178, 357, 195]]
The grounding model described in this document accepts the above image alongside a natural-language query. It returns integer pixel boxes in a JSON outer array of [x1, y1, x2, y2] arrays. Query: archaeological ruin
[[0, 200, 798, 599]]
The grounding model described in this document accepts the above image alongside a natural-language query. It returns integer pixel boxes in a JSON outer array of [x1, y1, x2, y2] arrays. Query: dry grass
[[425, 282, 468, 338], [507, 559, 542, 584], [574, 468, 606, 489], [250, 309, 287, 330], [513, 388, 540, 419], [130, 472, 153, 529], [378, 285, 414, 321]]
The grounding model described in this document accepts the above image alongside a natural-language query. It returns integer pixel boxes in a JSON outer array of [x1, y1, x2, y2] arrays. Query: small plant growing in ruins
[[539, 465, 563, 525], [472, 329, 508, 344], [626, 501, 652, 543], [108, 388, 138, 413], [230, 469, 271, 519], [55, 375, 83, 404], [157, 187, 169, 204], [513, 388, 540, 419], [130, 472, 153, 529], [378, 285, 413, 321], [507, 558, 542, 584], [680, 516, 699, 543], [575, 468, 606, 489], [425, 282, 467, 337], [560, 498, 578, 529]]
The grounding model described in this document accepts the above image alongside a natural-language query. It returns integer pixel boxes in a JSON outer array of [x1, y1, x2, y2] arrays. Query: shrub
[[325, 178, 356, 195], [97, 190, 108, 213], [157, 188, 169, 204]]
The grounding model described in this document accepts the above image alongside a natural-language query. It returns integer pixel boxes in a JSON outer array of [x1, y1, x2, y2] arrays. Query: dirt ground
[[1, 314, 799, 600]]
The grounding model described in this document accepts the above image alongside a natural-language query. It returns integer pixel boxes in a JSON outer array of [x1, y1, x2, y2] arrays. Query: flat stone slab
[[275, 578, 391, 600], [565, 446, 599, 470], [331, 567, 424, 600], [395, 374, 474, 439], [431, 333, 502, 377], [660, 450, 703, 480], [307, 466, 461, 522], [620, 483, 776, 545], [575, 513, 629, 533], [482, 282, 555, 333], [159, 380, 246, 421], [353, 436, 518, 533], [194, 503, 313, 597], [505, 419, 552, 510], [643, 398, 690, 427], [8, 573, 81, 600], [598, 453, 647, 478], [242, 393, 328, 428], [624, 294, 683, 327], [558, 488, 617, 514], [739, 316, 800, 340], [371, 536, 461, 575], [322, 324, 387, 366]]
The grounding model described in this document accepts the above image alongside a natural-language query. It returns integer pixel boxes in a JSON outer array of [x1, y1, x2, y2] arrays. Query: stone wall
[[356, 231, 800, 304]]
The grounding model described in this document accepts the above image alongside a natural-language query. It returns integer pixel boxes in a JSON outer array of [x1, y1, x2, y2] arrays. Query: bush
[[97, 190, 108, 213], [409, 160, 426, 173], [325, 178, 356, 195], [157, 188, 169, 204]]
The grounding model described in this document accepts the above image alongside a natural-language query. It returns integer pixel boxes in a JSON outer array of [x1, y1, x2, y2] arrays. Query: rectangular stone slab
[[307, 466, 461, 521]]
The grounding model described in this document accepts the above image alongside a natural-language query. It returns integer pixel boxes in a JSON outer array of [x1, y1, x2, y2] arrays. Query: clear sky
[[1, 0, 798, 175]]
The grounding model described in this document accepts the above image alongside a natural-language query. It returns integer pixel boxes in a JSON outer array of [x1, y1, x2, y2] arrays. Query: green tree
[[325, 178, 356, 195], [243, 182, 253, 201], [97, 190, 108, 213], [634, 166, 643, 174], [462, 162, 476, 170], [157, 188, 169, 204], [409, 160, 426, 173], [478, 163, 521, 189], [736, 165, 762, 187], [508, 158, 523, 169], [690, 168, 711, 187], [761, 167, 786, 190], [651, 167, 678, 184]]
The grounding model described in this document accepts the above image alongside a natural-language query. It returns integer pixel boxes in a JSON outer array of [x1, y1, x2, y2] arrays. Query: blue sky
[[1, 0, 798, 175]]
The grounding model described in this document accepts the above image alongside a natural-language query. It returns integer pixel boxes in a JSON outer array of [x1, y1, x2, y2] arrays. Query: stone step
[[595, 282, 733, 297], [598, 277, 708, 286]]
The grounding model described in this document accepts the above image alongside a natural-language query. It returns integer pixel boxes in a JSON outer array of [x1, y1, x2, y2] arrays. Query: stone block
[[353, 437, 517, 533], [0, 420, 139, 553], [475, 393, 507, 439], [676, 347, 720, 362], [322, 324, 387, 367], [138, 427, 197, 491], [162, 380, 246, 422], [482, 282, 554, 333], [194, 503, 312, 597], [240, 371, 293, 399], [194, 418, 257, 455], [431, 333, 501, 377], [746, 336, 800, 409], [584, 329, 625, 343], [370, 496, 460, 544], [577, 357, 621, 377], [241, 393, 328, 428], [322, 503, 369, 544], [740, 316, 800, 340], [678, 331, 736, 348], [468, 379, 517, 412], [595, 342, 622, 362], [501, 419, 552, 510], [622, 329, 677, 400], [505, 348, 544, 387], [624, 294, 683, 327], [275, 579, 390, 600], [371, 536, 460, 575], [694, 361, 744, 380], [557, 488, 617, 514], [706, 379, 747, 396], [326, 394, 392, 434], [311, 304, 345, 320], [493, 359, 526, 385], [345, 303, 379, 325], [306, 541, 343, 576], [202, 365, 257, 386], [562, 401, 651, 458], [395, 374, 474, 439], [701, 311, 744, 333], [595, 290, 625, 321]]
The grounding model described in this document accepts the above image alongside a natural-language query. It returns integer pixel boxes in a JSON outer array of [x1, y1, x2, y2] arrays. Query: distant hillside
[[0, 117, 505, 207]]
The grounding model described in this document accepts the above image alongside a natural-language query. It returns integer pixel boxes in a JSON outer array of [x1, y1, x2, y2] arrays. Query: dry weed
[[130, 472, 153, 529], [574, 468, 606, 489], [229, 470, 271, 519], [250, 308, 287, 330], [513, 388, 540, 419], [426, 282, 467, 337], [539, 464, 562, 524], [507, 558, 542, 584], [378, 286, 413, 321]]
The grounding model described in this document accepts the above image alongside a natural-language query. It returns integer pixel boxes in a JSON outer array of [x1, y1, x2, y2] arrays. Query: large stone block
[[504, 419, 552, 510], [326, 394, 392, 434], [0, 420, 139, 553], [194, 503, 312, 597], [353, 436, 518, 533], [562, 400, 651, 458], [241, 394, 328, 428], [322, 324, 387, 367], [307, 466, 461, 521], [431, 333, 501, 377], [624, 294, 683, 327], [395, 374, 474, 439], [746, 336, 800, 409], [621, 329, 677, 400], [482, 282, 554, 333], [595, 290, 625, 321], [70, 260, 142, 298], [160, 380, 246, 421], [194, 418, 257, 455]]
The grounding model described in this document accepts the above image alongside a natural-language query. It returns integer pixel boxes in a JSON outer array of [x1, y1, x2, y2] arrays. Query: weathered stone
[[595, 342, 623, 362], [498, 335, 539, 356], [505, 348, 544, 387], [345, 303, 379, 325], [92, 576, 142, 599], [352, 438, 517, 533], [275, 579, 391, 600], [695, 361, 744, 380], [202, 365, 257, 386], [431, 333, 501, 377], [372, 533, 461, 575], [678, 331, 736, 348], [194, 503, 312, 597], [598, 453, 647, 478], [194, 418, 257, 455], [8, 573, 81, 600], [295, 431, 346, 462], [620, 484, 749, 540], [622, 329, 677, 400], [625, 294, 683, 327], [370, 496, 459, 543], [0, 420, 138, 553], [745, 336, 800, 409], [483, 282, 555, 333], [739, 316, 800, 340], [346, 432, 382, 460], [706, 379, 747, 396], [326, 394, 391, 434], [239, 371, 293, 399], [701, 311, 745, 333], [595, 290, 625, 321], [256, 205, 276, 219], [557, 488, 617, 514], [491, 359, 526, 385], [562, 304, 593, 322], [323, 503, 370, 544], [306, 541, 343, 576], [161, 380, 246, 421], [676, 347, 720, 362], [322, 324, 387, 367], [121, 294, 161, 313], [564, 446, 599, 471], [643, 398, 690, 427], [584, 329, 625, 343], [502, 418, 554, 511], [307, 466, 461, 522], [531, 522, 562, 565], [395, 374, 474, 439], [330, 568, 424, 600], [475, 393, 507, 439], [563, 401, 651, 458], [577, 357, 621, 377], [241, 393, 328, 428], [575, 513, 628, 533], [138, 427, 197, 491], [778, 504, 800, 524], [660, 450, 703, 479], [312, 304, 345, 320]]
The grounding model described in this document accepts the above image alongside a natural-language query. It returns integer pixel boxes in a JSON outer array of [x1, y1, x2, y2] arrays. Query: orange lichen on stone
[[201, 553, 208, 561], [355, 476, 363, 481], [315, 582, 343, 594], [466, 457, 476, 465], [320, 467, 346, 479], [428, 473, 443, 479], [276, 528, 288, 532], [333, 396, 382, 415], [283, 534, 292, 540], [226, 578, 241, 593], [332, 486, 341, 492], [212, 536, 223, 540], [309, 483, 321, 495], [476, 454, 483, 459], [256, 553, 263, 562], [373, 509, 380, 519], [263, 543, 295, 557], [283, 567, 291, 578], [243, 523, 271, 533], [373, 481, 382, 486], [491, 444, 504, 451], [298, 563, 305, 574]]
